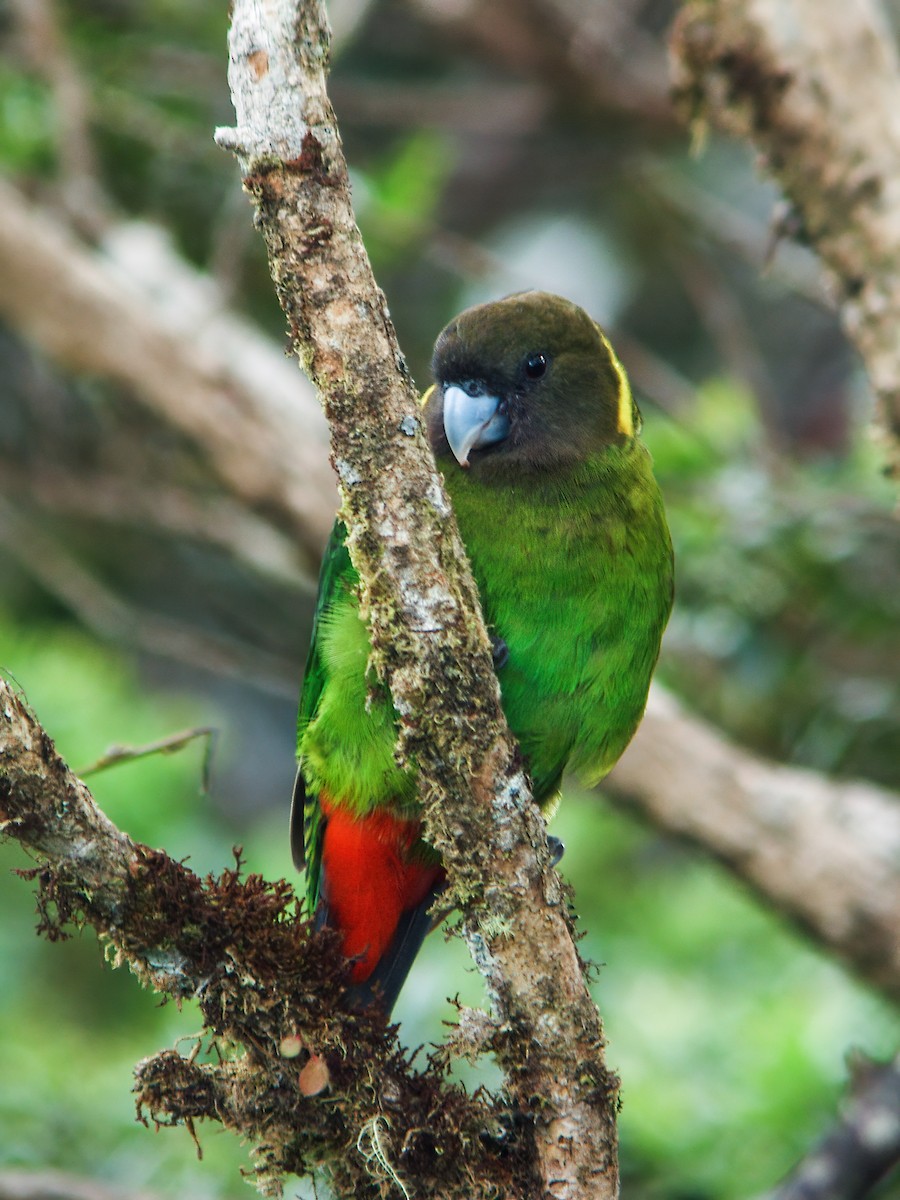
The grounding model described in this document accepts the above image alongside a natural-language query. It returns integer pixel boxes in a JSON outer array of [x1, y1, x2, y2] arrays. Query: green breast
[[444, 441, 673, 805], [300, 441, 672, 823]]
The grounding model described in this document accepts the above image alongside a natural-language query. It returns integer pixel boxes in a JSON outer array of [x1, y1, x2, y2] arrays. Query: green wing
[[290, 519, 356, 911]]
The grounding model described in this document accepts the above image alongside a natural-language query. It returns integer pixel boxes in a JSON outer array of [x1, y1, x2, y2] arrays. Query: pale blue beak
[[442, 384, 510, 468]]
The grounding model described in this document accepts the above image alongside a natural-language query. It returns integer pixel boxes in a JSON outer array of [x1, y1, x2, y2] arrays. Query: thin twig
[[7, 0, 110, 233], [77, 727, 218, 794], [0, 460, 315, 590]]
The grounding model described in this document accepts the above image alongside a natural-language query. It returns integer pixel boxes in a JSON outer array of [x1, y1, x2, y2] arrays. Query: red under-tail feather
[[319, 797, 444, 1002]]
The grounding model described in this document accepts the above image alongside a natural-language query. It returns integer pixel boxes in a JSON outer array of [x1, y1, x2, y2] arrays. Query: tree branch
[[761, 1053, 900, 1200], [411, 0, 676, 126], [214, 3, 618, 1197], [605, 686, 900, 1003], [0, 499, 298, 696], [671, 0, 900, 474], [0, 677, 528, 1198], [0, 179, 335, 559], [8, 0, 110, 233], [0, 1168, 160, 1200], [0, 459, 311, 590]]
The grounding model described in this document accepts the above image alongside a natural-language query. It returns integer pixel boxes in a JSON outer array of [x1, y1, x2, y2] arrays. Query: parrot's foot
[[547, 835, 565, 866], [490, 635, 509, 670]]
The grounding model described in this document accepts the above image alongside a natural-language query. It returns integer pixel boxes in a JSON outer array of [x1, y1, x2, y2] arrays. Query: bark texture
[[0, 678, 527, 1199], [214, 2, 618, 1197], [672, 0, 900, 474]]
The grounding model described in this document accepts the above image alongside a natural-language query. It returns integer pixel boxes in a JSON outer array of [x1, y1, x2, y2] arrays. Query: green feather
[[292, 519, 355, 910], [441, 442, 672, 801]]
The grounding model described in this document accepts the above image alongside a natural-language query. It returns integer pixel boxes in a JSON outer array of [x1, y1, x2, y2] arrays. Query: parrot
[[291, 290, 674, 1014]]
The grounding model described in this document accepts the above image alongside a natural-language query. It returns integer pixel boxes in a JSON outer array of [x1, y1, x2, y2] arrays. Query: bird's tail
[[317, 799, 445, 1016], [334, 877, 446, 1014]]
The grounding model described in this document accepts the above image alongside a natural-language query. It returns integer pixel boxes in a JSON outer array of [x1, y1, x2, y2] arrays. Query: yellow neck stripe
[[597, 328, 635, 438]]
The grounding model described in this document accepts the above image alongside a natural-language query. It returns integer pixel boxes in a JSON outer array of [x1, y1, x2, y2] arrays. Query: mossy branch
[[0, 677, 531, 1198], [214, 1, 618, 1196]]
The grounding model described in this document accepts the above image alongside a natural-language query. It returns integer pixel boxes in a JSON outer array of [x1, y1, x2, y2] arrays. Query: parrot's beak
[[442, 384, 510, 468]]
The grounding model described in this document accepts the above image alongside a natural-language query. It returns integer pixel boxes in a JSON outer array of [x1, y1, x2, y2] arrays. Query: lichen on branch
[[1, 676, 530, 1198], [215, 1, 620, 1197]]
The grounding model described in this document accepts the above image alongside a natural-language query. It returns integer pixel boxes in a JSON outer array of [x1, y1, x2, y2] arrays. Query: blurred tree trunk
[[673, 0, 900, 476]]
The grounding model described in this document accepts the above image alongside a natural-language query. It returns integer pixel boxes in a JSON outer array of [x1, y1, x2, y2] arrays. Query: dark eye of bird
[[524, 352, 548, 379]]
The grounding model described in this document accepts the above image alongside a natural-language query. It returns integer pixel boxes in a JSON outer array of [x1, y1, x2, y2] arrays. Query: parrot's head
[[425, 291, 640, 475]]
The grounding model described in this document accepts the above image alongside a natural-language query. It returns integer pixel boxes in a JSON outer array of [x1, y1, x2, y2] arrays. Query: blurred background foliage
[[0, 0, 898, 1197]]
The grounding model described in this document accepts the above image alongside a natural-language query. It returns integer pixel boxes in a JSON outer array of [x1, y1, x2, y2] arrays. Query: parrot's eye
[[524, 352, 548, 379]]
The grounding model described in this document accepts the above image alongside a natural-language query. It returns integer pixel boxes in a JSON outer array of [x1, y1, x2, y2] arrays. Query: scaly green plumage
[[292, 290, 673, 1009]]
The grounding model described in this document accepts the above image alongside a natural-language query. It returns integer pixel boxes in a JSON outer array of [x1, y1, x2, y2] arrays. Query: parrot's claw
[[490, 635, 509, 670], [547, 835, 565, 866]]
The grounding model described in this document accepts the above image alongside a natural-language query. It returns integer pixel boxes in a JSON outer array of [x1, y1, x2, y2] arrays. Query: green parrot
[[292, 291, 673, 1012]]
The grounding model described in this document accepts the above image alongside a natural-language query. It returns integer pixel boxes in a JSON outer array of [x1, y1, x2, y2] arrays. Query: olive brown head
[[425, 291, 639, 477]]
